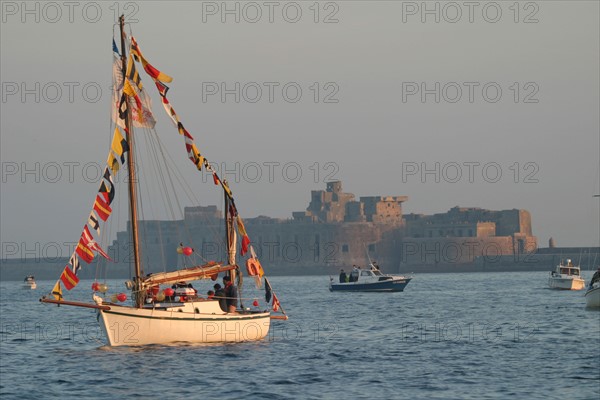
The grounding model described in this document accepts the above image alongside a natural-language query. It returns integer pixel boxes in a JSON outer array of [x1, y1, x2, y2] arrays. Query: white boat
[[548, 259, 585, 290], [585, 268, 600, 308], [23, 275, 36, 290], [41, 16, 286, 346], [330, 264, 412, 292], [97, 299, 271, 346]]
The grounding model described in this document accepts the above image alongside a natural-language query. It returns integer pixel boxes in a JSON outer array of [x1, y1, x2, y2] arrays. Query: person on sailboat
[[223, 276, 238, 313], [213, 283, 227, 312], [590, 267, 600, 288], [207, 290, 215, 299]]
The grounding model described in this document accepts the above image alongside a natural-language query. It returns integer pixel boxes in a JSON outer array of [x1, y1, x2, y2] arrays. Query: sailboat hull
[[97, 302, 271, 346], [585, 286, 600, 308]]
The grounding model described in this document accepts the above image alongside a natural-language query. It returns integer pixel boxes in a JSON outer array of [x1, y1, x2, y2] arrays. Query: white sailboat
[[585, 268, 600, 308], [41, 16, 286, 346]]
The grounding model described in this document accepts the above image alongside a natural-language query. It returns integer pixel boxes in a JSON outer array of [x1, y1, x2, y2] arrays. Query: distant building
[[106, 181, 538, 273], [292, 181, 407, 225]]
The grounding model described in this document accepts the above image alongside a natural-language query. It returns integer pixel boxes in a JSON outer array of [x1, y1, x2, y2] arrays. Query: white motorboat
[[23, 275, 36, 290], [548, 260, 585, 290]]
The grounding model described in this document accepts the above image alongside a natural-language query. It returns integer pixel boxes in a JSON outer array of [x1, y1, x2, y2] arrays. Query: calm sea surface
[[1, 272, 599, 399]]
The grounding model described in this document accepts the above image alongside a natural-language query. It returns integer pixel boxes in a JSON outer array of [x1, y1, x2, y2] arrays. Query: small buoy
[[183, 247, 193, 256], [176, 246, 184, 254], [253, 300, 259, 307], [110, 294, 118, 302], [91, 282, 99, 292], [156, 291, 166, 301], [117, 293, 127, 302], [164, 288, 174, 297], [98, 283, 108, 293]]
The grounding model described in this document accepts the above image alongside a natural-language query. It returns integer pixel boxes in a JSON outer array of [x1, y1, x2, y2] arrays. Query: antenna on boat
[[364, 243, 373, 267]]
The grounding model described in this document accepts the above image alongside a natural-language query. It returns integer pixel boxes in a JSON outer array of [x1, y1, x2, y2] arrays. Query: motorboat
[[23, 275, 37, 290], [548, 260, 585, 290], [330, 264, 412, 292]]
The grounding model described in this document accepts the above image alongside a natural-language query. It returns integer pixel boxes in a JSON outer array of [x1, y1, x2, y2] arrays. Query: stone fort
[[106, 181, 538, 273]]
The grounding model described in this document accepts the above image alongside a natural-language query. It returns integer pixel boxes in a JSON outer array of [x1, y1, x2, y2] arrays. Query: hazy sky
[[1, 0, 599, 260]]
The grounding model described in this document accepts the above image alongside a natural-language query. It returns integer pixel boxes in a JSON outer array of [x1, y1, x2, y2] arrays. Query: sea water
[[1, 272, 598, 399]]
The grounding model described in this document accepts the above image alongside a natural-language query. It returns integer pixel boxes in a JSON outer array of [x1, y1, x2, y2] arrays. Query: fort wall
[[0, 181, 541, 280]]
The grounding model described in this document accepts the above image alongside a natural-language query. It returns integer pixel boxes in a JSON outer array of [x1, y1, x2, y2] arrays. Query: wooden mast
[[119, 15, 143, 307], [224, 190, 236, 282]]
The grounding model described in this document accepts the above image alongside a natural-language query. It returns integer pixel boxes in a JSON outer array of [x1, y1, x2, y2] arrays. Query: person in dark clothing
[[223, 276, 238, 313], [213, 283, 227, 312], [590, 267, 600, 288], [339, 269, 347, 283]]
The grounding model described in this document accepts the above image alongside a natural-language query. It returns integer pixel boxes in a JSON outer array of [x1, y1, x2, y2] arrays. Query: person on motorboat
[[351, 266, 359, 282], [339, 269, 347, 283]]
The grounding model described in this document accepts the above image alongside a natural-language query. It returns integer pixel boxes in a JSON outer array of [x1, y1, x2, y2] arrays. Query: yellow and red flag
[[93, 195, 112, 221], [76, 238, 94, 263], [60, 265, 79, 290], [272, 293, 281, 312]]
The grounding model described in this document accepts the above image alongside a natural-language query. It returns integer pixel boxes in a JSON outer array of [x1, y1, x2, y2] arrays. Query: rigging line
[[147, 128, 179, 221], [95, 119, 119, 284], [149, 137, 190, 254], [156, 132, 203, 206], [115, 141, 126, 278], [156, 135, 192, 215], [144, 125, 178, 222], [138, 128, 161, 219], [96, 121, 114, 284], [122, 38, 224, 265], [151, 131, 205, 255], [135, 81, 227, 252], [150, 129, 201, 209], [149, 129, 223, 264], [136, 126, 170, 273], [129, 117, 145, 279], [143, 106, 226, 246], [136, 125, 189, 270], [143, 127, 178, 271], [143, 129, 172, 271]]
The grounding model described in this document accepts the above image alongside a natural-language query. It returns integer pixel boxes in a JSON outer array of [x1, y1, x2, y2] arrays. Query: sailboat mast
[[224, 193, 236, 281], [224, 194, 230, 257], [119, 15, 143, 307]]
